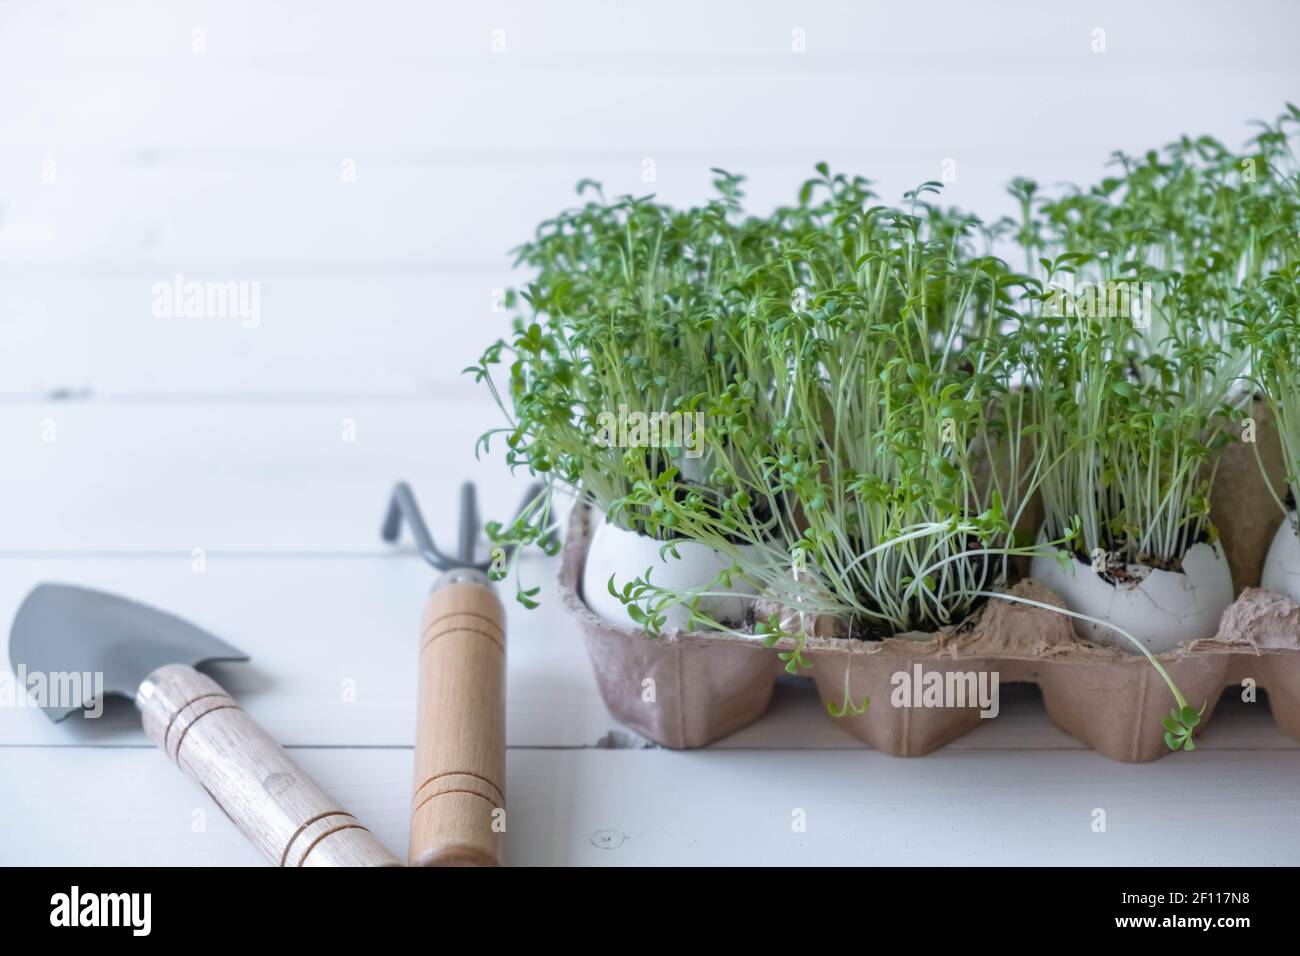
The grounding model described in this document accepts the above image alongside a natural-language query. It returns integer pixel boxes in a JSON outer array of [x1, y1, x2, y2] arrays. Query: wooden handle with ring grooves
[[409, 569, 506, 866], [138, 663, 401, 867]]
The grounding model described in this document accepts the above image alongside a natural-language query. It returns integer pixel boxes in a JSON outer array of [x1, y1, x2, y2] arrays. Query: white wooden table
[[2, 0, 1299, 866]]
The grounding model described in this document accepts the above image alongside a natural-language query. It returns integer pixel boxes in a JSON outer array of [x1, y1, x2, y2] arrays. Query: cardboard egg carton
[[558, 481, 1300, 761]]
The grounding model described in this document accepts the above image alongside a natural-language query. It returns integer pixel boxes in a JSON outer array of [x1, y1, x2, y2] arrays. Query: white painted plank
[[23, 62, 1268, 161], [3, 0, 1294, 270], [3, 0, 1294, 66], [3, 746, 1298, 865], [0, 3, 1294, 265], [3, 56, 1286, 160], [0, 401, 525, 552], [0, 275, 513, 399], [4, 90, 1296, 268], [0, 156, 1118, 267]]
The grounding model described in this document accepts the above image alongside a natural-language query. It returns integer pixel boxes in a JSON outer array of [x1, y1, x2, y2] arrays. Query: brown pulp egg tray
[[558, 477, 1300, 762]]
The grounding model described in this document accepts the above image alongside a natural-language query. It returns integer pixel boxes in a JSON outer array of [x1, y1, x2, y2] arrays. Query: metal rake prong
[[457, 482, 480, 565], [383, 479, 553, 572], [382, 482, 456, 571]]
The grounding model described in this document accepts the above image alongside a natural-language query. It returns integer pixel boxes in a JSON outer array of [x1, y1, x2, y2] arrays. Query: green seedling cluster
[[1015, 108, 1300, 567], [471, 109, 1300, 751], [1229, 109, 1300, 522]]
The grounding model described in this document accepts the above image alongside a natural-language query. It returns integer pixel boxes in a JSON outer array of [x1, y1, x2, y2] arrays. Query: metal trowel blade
[[8, 583, 248, 722]]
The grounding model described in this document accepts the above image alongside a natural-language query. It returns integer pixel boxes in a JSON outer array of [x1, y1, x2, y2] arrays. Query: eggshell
[[580, 514, 755, 632], [1030, 539, 1234, 653], [1261, 512, 1300, 604]]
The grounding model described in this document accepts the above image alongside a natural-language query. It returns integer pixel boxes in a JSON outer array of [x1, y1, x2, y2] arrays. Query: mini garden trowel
[[9, 583, 400, 867], [382, 479, 542, 867]]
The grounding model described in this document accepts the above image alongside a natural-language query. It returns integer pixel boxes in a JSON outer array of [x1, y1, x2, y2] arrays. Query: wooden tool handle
[[138, 664, 401, 867], [409, 571, 506, 867]]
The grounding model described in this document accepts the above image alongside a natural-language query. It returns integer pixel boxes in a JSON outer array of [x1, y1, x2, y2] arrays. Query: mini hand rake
[[381, 479, 540, 867]]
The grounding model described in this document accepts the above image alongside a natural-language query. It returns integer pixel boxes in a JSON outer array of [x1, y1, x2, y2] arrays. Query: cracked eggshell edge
[[1029, 540, 1235, 653]]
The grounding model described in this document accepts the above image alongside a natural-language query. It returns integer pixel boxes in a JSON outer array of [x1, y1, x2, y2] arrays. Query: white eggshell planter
[[581, 514, 756, 632], [1030, 538, 1234, 654], [1262, 512, 1300, 604]]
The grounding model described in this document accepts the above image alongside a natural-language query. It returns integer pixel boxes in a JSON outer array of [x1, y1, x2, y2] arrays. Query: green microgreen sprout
[[826, 664, 871, 719]]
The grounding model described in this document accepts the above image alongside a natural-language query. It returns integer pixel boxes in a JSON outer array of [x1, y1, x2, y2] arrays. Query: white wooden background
[[2, 0, 1299, 866]]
